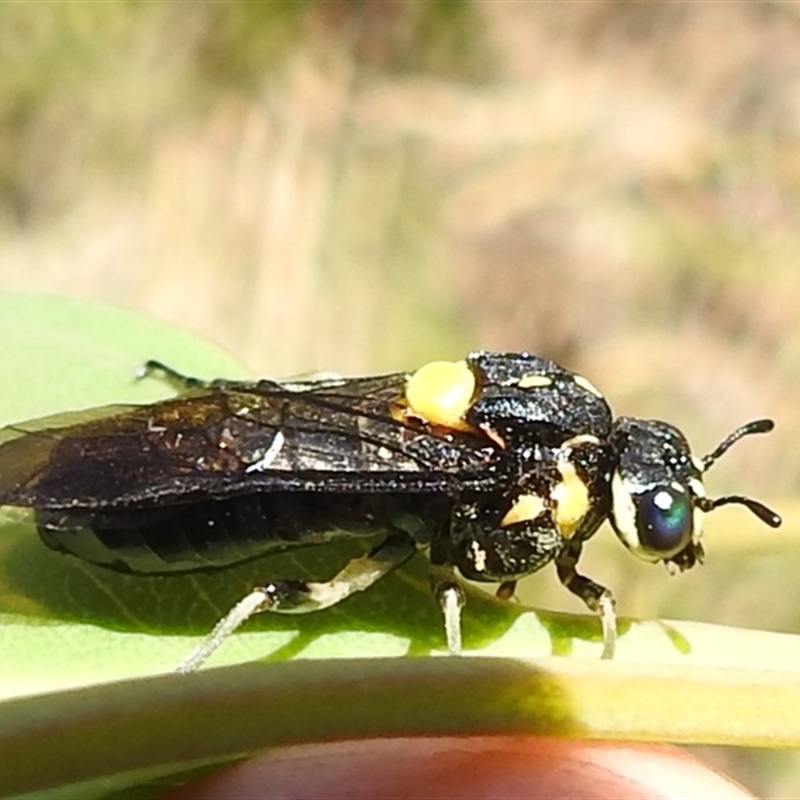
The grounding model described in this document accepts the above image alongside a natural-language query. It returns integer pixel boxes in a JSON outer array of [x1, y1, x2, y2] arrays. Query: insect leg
[[555, 541, 616, 659], [430, 577, 466, 655], [262, 533, 418, 614], [135, 359, 211, 391], [175, 533, 417, 673]]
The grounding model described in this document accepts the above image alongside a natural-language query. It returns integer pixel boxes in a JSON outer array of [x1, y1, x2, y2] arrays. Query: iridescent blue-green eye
[[635, 487, 693, 556]]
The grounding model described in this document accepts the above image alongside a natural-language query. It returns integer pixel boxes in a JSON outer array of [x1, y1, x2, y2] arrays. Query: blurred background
[[0, 2, 799, 794]]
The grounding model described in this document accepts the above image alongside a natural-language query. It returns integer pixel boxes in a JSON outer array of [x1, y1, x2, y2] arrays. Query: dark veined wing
[[0, 373, 499, 509]]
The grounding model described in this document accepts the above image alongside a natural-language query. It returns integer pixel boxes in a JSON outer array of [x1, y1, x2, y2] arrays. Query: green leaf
[[2, 294, 800, 799], [0, 293, 251, 423]]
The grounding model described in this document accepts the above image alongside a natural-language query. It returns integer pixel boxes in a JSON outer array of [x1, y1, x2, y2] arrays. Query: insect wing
[[0, 395, 230, 508], [0, 374, 497, 510]]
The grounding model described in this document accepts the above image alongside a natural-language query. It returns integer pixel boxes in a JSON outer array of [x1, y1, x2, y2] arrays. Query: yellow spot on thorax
[[404, 360, 476, 430], [517, 373, 552, 389], [500, 493, 546, 527], [550, 459, 590, 537]]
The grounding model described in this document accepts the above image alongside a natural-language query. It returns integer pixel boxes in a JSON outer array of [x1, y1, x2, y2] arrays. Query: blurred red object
[[162, 735, 754, 799]]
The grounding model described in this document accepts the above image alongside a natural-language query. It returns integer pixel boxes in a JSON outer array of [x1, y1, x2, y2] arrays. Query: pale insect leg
[[555, 541, 617, 659], [175, 533, 418, 673], [443, 585, 465, 655], [597, 594, 617, 660], [428, 559, 467, 656]]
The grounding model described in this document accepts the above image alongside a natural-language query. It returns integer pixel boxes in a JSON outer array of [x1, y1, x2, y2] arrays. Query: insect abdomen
[[35, 492, 445, 575]]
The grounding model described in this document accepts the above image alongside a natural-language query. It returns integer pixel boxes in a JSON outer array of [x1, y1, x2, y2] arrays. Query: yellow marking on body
[[404, 360, 476, 430], [517, 373, 552, 389], [560, 433, 600, 449], [500, 493, 546, 527], [573, 374, 604, 398], [550, 459, 590, 537], [479, 424, 507, 449]]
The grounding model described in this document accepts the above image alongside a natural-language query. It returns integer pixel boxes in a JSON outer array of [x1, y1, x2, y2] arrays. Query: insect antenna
[[697, 494, 781, 528], [698, 418, 781, 528], [701, 418, 774, 470]]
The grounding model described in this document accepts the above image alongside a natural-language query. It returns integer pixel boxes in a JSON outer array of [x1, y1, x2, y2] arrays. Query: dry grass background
[[1, 2, 799, 795]]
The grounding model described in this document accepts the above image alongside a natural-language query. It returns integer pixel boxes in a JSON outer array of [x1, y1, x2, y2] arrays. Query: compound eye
[[635, 487, 693, 557]]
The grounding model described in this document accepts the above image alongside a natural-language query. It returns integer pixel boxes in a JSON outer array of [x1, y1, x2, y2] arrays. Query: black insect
[[0, 352, 781, 670]]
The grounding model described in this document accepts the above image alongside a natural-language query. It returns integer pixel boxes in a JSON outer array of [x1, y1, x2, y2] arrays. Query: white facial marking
[[692, 507, 705, 545], [684, 478, 705, 544], [610, 470, 655, 559], [245, 430, 286, 473]]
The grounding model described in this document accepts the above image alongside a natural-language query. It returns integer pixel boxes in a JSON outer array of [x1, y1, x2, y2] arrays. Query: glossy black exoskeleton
[[0, 352, 781, 669]]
